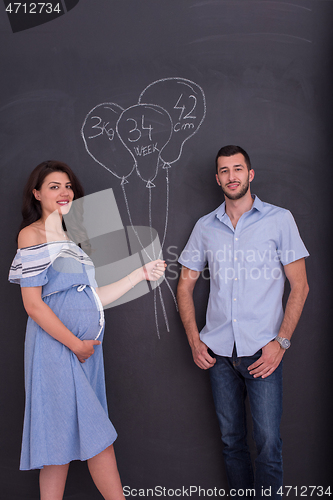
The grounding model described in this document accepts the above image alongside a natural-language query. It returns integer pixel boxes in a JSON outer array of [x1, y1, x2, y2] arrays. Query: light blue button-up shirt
[[178, 196, 309, 357]]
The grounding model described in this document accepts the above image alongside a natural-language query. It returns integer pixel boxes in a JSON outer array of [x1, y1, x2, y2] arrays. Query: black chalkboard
[[1, 1, 332, 499]]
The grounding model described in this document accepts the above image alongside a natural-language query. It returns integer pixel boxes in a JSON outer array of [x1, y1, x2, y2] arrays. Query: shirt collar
[[252, 195, 264, 212], [215, 195, 263, 222]]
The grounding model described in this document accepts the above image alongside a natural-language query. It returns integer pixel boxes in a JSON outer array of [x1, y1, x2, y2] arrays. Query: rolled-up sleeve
[[278, 210, 309, 265]]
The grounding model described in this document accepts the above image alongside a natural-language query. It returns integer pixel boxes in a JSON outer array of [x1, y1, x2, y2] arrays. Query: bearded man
[[177, 145, 309, 499]]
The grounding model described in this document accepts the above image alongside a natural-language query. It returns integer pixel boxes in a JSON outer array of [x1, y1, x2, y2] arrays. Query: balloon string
[[158, 167, 178, 310], [158, 284, 170, 332], [153, 287, 160, 339], [149, 185, 173, 329], [158, 165, 169, 259], [121, 172, 178, 312], [148, 186, 157, 260], [121, 180, 152, 262], [149, 177, 178, 316], [163, 275, 178, 311]]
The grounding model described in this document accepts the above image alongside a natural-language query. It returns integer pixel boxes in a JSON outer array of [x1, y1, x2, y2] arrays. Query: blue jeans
[[209, 347, 283, 499]]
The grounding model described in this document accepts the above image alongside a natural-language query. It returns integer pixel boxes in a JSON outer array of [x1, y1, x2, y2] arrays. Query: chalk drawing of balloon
[[138, 78, 206, 164], [81, 103, 135, 180], [116, 104, 172, 185]]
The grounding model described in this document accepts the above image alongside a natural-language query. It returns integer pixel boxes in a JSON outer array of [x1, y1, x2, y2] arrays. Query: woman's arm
[[21, 286, 100, 363], [18, 226, 99, 363], [95, 259, 166, 307]]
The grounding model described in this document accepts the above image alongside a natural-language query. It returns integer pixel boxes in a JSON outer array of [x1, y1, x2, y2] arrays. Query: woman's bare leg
[[39, 463, 70, 500], [87, 445, 125, 500]]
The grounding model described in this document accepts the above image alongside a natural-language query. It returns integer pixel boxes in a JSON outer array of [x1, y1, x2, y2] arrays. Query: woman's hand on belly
[[72, 339, 101, 363]]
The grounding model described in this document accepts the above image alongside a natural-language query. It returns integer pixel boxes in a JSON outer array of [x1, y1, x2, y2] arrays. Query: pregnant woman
[[9, 160, 166, 500]]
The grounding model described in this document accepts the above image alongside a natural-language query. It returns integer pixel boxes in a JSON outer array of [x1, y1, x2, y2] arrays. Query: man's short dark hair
[[215, 145, 251, 172]]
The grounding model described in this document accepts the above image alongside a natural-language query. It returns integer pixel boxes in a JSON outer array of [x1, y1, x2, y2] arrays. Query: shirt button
[[233, 319, 237, 322], [235, 278, 238, 281], [234, 298, 236, 301], [235, 238, 239, 241], [235, 257, 238, 261]]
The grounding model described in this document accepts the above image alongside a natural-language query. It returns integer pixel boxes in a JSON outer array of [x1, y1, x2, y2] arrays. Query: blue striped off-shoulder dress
[[9, 240, 117, 470]]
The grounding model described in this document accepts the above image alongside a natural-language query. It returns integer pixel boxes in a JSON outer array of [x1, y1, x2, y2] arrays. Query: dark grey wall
[[1, 1, 332, 499]]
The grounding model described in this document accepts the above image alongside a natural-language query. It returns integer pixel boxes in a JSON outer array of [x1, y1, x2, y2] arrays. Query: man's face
[[216, 153, 254, 200]]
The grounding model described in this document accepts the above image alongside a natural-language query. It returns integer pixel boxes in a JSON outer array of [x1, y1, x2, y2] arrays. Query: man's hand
[[177, 266, 216, 369], [191, 340, 216, 370], [248, 258, 308, 379], [248, 340, 284, 378]]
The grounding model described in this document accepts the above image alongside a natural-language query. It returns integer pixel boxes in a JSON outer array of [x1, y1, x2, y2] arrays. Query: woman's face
[[33, 171, 74, 219]]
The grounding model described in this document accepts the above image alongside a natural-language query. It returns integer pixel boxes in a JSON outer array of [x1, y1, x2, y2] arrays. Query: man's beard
[[221, 176, 250, 200]]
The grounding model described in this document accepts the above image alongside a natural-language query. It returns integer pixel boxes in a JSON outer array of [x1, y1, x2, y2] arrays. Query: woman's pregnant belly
[[43, 285, 101, 341]]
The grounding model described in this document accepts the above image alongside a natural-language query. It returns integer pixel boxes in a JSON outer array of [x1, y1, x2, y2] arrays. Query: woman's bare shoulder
[[18, 224, 44, 249]]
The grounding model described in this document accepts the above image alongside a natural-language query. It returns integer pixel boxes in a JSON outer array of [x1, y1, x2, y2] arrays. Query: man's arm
[[248, 257, 309, 378], [177, 266, 216, 370]]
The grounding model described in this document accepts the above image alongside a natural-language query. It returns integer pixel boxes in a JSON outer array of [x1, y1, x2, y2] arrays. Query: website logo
[[62, 188, 164, 310]]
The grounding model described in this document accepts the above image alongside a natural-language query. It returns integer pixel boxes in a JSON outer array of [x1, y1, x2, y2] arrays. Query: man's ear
[[249, 169, 255, 183], [216, 174, 221, 186]]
